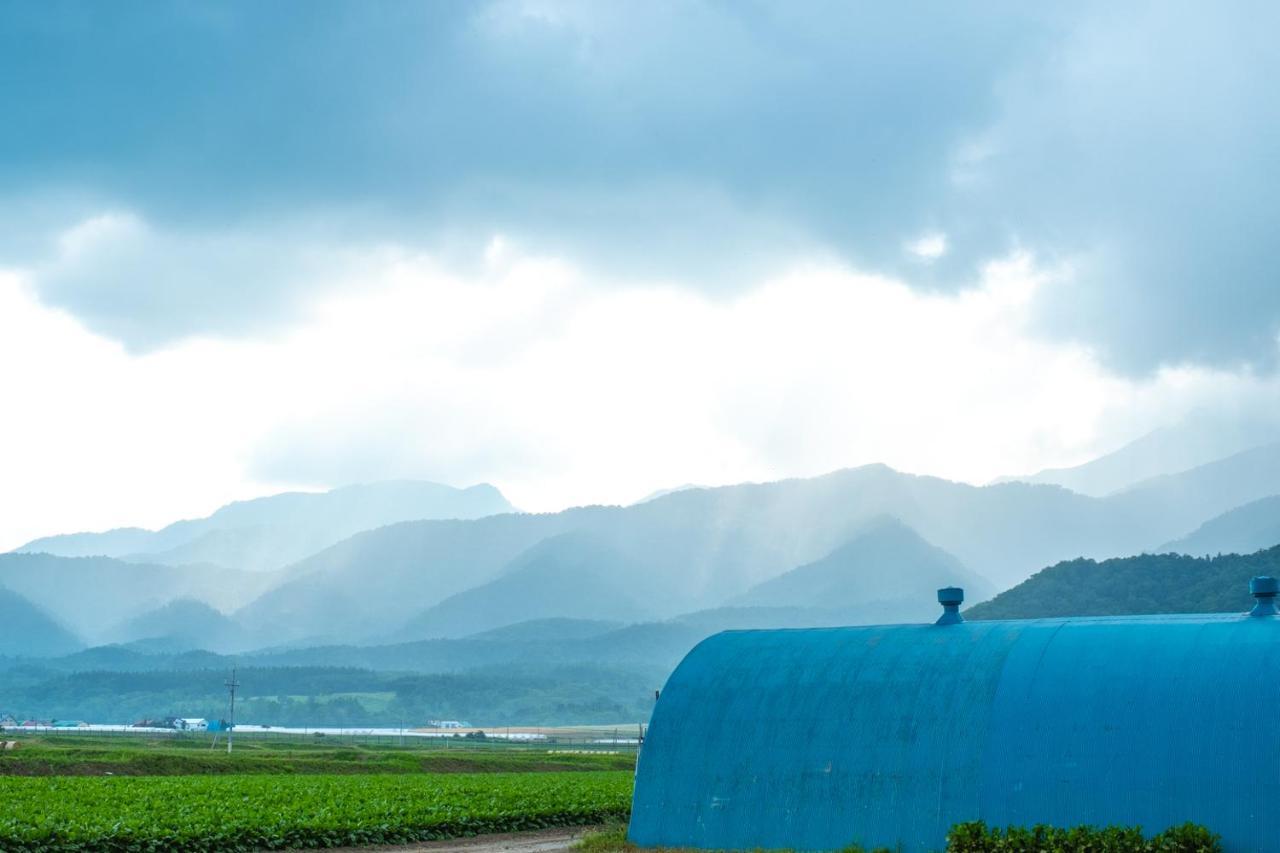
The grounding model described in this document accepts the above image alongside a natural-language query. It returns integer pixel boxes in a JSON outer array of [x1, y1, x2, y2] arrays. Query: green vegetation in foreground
[[574, 822, 1220, 853], [575, 823, 632, 853], [966, 546, 1280, 620], [0, 770, 632, 851], [0, 734, 634, 776], [948, 821, 1220, 852], [574, 825, 894, 853]]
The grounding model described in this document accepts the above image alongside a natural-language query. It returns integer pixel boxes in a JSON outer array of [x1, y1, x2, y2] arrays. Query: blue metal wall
[[629, 614, 1280, 852]]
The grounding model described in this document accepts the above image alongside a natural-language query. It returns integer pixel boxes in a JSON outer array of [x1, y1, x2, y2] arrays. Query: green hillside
[[966, 546, 1280, 620]]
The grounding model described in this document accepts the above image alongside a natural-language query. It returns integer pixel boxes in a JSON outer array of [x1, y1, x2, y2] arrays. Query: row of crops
[[0, 770, 634, 851]]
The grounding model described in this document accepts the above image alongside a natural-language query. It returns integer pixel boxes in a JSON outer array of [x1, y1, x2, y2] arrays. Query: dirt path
[[302, 825, 600, 853]]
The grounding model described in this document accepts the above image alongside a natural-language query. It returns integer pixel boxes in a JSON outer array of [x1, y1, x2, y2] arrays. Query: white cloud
[[0, 271, 297, 549], [2, 232, 1277, 550], [906, 232, 948, 261]]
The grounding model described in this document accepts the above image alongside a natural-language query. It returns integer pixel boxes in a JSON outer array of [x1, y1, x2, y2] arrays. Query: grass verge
[[575, 823, 632, 852]]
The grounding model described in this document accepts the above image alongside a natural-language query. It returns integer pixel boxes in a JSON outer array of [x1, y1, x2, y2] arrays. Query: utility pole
[[225, 667, 240, 755]]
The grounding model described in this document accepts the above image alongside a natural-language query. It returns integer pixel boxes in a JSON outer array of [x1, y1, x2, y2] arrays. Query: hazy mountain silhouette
[[396, 533, 655, 640], [1105, 442, 1280, 537], [631, 484, 707, 504], [11, 446, 1280, 652], [122, 526, 316, 573], [0, 585, 82, 657], [13, 528, 157, 559], [463, 617, 624, 643], [0, 553, 275, 643], [105, 598, 239, 651], [1162, 495, 1280, 556], [733, 518, 991, 610], [234, 509, 597, 643], [1001, 413, 1279, 497], [235, 461, 1258, 645], [16, 480, 515, 572]]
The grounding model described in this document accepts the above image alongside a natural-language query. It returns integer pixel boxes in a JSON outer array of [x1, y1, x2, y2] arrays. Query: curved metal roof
[[629, 609, 1280, 852]]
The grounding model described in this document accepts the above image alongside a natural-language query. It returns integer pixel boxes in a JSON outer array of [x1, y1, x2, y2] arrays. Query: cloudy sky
[[2, 1, 1279, 549]]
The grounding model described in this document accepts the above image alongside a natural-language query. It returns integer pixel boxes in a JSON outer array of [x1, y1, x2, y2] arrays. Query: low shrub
[[947, 820, 1221, 852]]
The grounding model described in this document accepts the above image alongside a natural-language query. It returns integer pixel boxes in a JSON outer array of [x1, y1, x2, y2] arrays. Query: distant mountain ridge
[[1162, 495, 1280, 556], [732, 518, 991, 612], [1001, 414, 1279, 497], [105, 599, 239, 652], [8, 432, 1280, 726], [8, 441, 1280, 657], [965, 546, 1280, 621], [396, 532, 655, 640], [464, 618, 625, 643], [0, 585, 82, 657], [232, 454, 1280, 646], [16, 480, 515, 573], [0, 553, 276, 644], [1106, 442, 1280, 537]]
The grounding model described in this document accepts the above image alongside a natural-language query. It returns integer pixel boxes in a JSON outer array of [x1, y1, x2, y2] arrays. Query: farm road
[[301, 826, 597, 853]]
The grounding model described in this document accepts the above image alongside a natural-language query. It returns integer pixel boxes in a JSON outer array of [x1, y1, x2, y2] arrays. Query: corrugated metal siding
[[628, 614, 1280, 852]]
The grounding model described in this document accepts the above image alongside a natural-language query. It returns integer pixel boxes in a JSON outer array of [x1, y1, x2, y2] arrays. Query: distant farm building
[[428, 720, 471, 729], [630, 580, 1280, 853], [175, 718, 208, 731]]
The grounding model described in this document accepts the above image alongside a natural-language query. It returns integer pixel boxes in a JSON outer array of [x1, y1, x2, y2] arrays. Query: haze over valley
[[6, 415, 1280, 724]]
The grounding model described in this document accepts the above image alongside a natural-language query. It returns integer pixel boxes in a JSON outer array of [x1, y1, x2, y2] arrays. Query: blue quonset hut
[[629, 580, 1280, 852]]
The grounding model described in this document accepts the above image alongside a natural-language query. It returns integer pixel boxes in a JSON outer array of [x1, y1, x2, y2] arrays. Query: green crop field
[[0, 734, 635, 776], [0, 771, 634, 851]]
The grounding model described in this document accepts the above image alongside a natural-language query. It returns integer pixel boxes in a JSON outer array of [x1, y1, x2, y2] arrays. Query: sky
[[2, 1, 1279, 549]]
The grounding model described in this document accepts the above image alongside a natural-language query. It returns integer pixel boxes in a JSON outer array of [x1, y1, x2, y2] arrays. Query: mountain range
[[16, 480, 514, 572], [5, 428, 1280, 726], [1002, 411, 1280, 496], [232, 443, 1280, 646], [10, 441, 1280, 654], [0, 553, 275, 643]]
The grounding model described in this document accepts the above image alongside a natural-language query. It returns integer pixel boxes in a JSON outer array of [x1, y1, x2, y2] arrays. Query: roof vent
[[936, 587, 964, 625], [1249, 576, 1278, 617]]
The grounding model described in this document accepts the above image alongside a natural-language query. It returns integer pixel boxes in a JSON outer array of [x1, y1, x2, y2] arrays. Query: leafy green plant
[[947, 820, 1221, 852], [0, 770, 632, 851]]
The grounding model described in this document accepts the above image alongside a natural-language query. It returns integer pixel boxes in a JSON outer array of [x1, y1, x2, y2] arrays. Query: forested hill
[[965, 546, 1280, 620]]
